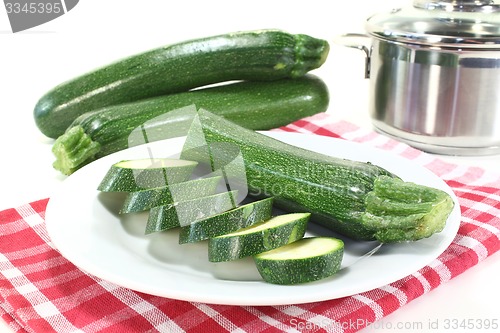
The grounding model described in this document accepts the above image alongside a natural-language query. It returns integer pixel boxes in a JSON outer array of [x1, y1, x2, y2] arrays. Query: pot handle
[[333, 33, 372, 79]]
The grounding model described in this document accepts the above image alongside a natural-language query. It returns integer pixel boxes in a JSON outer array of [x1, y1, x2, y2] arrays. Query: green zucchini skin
[[254, 237, 344, 285], [34, 30, 330, 138], [119, 176, 222, 214], [52, 75, 329, 175], [182, 110, 455, 243], [208, 213, 310, 262], [178, 197, 274, 244], [145, 190, 237, 234]]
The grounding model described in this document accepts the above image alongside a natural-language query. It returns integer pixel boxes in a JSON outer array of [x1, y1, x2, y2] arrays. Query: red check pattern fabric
[[1, 112, 500, 333]]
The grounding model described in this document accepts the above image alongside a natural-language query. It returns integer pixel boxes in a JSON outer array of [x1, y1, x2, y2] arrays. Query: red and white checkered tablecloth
[[1, 112, 499, 333]]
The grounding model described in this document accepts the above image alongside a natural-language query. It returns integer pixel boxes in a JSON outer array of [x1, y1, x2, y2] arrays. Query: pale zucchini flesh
[[256, 237, 343, 260], [116, 158, 196, 169]]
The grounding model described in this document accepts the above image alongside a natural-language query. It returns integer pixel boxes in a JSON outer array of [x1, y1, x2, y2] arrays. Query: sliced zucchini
[[145, 190, 238, 234], [178, 197, 274, 244], [254, 237, 344, 285], [208, 212, 310, 262], [97, 158, 198, 192], [120, 176, 222, 213]]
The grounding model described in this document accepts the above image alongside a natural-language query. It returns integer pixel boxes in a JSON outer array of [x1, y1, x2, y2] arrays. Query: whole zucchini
[[181, 110, 455, 243], [34, 29, 330, 138], [52, 75, 329, 175]]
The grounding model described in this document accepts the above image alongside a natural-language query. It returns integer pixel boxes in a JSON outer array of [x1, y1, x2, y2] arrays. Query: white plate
[[45, 132, 461, 306]]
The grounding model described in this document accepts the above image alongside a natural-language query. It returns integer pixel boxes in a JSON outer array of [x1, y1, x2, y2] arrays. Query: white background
[[1, 1, 499, 332]]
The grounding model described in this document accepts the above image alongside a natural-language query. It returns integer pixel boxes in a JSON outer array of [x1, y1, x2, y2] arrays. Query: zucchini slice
[[145, 190, 238, 234], [178, 197, 274, 244], [120, 176, 222, 213], [208, 212, 310, 262], [254, 237, 344, 285], [97, 158, 198, 192]]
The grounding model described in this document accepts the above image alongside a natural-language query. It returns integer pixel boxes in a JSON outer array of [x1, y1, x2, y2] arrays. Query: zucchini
[[178, 197, 274, 244], [34, 29, 330, 138], [97, 158, 197, 192], [52, 75, 329, 175], [362, 176, 455, 243], [145, 190, 238, 234], [181, 109, 455, 243], [208, 213, 310, 262], [254, 237, 344, 285], [119, 176, 222, 214]]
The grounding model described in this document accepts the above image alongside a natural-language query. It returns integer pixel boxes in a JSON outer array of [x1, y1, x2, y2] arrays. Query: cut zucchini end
[[362, 175, 455, 243], [52, 126, 101, 175], [255, 237, 344, 260], [219, 212, 310, 237], [254, 237, 344, 285], [114, 158, 198, 170]]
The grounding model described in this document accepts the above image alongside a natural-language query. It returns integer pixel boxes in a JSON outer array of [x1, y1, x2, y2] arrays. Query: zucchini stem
[[292, 34, 330, 77], [52, 126, 101, 175], [361, 175, 455, 243]]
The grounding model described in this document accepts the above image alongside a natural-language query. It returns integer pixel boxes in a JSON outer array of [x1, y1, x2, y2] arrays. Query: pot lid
[[365, 0, 500, 48]]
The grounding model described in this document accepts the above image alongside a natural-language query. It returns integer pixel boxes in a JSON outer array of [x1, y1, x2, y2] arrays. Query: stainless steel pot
[[340, 0, 500, 155]]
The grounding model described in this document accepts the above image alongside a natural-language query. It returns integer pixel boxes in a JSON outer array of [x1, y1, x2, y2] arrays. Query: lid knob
[[414, 0, 499, 12]]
